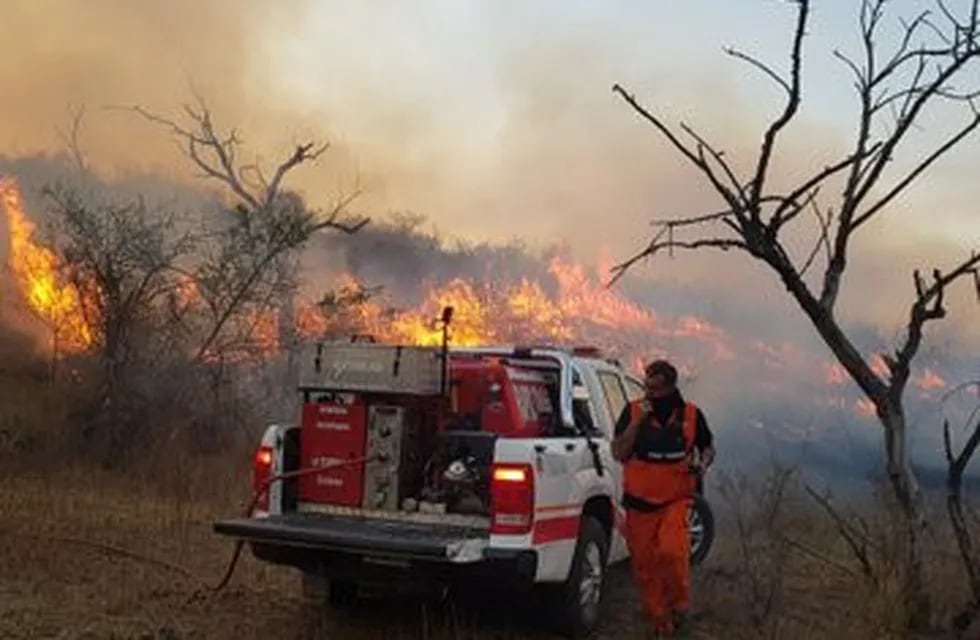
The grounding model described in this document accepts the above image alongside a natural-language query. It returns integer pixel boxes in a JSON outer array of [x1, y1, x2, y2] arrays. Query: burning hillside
[[291, 255, 730, 370], [0, 172, 957, 449], [0, 175, 728, 373]]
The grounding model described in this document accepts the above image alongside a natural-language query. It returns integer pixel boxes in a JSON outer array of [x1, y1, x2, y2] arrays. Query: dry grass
[[4, 460, 972, 640]]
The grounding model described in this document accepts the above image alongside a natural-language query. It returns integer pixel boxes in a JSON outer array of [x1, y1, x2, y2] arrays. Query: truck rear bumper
[[213, 513, 537, 588], [214, 513, 537, 586], [214, 513, 490, 562]]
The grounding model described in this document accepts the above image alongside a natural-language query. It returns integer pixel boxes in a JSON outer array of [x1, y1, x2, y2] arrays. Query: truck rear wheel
[[689, 493, 715, 566], [542, 515, 609, 637]]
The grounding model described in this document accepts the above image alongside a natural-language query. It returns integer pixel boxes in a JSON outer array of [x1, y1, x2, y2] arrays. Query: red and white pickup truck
[[214, 342, 714, 635]]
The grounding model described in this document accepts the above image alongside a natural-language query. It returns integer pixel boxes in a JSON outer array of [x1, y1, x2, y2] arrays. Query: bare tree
[[942, 381, 980, 631], [611, 0, 980, 626], [125, 100, 368, 362]]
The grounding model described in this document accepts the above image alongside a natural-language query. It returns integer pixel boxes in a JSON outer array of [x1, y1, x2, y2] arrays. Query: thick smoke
[[2, 152, 976, 493], [2, 1, 977, 492], [307, 211, 978, 493], [2, 1, 974, 336]]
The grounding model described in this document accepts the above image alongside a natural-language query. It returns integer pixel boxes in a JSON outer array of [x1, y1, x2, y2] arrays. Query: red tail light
[[490, 463, 535, 535], [252, 446, 274, 512]]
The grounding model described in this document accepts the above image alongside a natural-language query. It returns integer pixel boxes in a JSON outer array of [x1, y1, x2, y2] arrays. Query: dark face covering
[[644, 373, 673, 399]]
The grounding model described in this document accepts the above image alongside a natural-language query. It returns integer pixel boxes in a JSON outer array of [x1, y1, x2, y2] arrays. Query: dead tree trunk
[[943, 385, 980, 631]]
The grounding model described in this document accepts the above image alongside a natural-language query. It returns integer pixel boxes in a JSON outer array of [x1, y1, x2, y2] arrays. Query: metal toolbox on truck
[[297, 397, 367, 507], [299, 342, 444, 395]]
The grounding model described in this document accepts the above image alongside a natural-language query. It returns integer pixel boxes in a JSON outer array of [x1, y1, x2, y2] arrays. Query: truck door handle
[[564, 443, 576, 452]]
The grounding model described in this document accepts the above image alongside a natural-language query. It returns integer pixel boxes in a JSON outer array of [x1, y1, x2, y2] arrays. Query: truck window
[[570, 365, 598, 435], [597, 372, 629, 425], [624, 376, 645, 401]]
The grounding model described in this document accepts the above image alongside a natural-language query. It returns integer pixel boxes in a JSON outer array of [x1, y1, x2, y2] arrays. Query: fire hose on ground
[[1, 455, 377, 602]]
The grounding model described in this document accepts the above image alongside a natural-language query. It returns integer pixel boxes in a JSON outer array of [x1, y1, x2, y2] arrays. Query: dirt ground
[[0, 464, 959, 640]]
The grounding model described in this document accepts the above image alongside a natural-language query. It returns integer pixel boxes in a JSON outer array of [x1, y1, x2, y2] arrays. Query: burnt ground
[[0, 466, 967, 640]]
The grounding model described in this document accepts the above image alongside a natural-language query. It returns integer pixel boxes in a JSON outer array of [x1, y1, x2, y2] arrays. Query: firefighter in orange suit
[[612, 359, 715, 637]]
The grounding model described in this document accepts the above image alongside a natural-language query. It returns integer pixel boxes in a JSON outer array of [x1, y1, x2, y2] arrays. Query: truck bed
[[213, 513, 491, 563]]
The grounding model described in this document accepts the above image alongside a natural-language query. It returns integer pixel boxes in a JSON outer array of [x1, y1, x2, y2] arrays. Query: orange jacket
[[622, 399, 698, 507]]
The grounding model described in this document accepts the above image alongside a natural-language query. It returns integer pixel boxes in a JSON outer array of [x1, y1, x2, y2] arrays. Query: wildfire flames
[[1, 178, 93, 353], [305, 258, 664, 349], [0, 174, 950, 423]]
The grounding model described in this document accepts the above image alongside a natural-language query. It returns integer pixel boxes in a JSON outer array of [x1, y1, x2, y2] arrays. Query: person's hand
[[701, 447, 716, 470], [628, 400, 653, 429]]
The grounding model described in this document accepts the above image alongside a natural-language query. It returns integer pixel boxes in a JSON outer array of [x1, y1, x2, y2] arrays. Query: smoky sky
[[3, 0, 976, 342], [1, 1, 978, 488]]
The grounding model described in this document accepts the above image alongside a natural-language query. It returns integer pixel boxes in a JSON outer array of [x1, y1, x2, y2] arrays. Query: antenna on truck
[[439, 306, 454, 398]]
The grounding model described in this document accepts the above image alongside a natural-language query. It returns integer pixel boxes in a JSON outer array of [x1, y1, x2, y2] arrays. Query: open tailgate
[[214, 513, 490, 563]]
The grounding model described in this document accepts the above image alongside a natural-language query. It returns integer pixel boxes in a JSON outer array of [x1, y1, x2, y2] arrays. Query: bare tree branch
[[680, 122, 749, 202], [263, 141, 330, 210], [770, 143, 882, 230], [112, 103, 261, 211], [749, 0, 809, 213], [725, 46, 793, 96], [853, 105, 980, 230], [55, 104, 88, 174], [851, 34, 980, 216], [609, 235, 747, 286], [309, 184, 368, 234], [779, 534, 861, 578], [804, 484, 878, 583], [820, 0, 980, 315], [611, 84, 744, 218], [885, 253, 980, 401], [798, 200, 833, 279], [119, 101, 367, 233]]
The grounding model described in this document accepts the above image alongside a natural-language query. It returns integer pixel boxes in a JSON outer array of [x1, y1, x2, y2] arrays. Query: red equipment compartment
[[447, 359, 555, 437], [298, 396, 367, 507]]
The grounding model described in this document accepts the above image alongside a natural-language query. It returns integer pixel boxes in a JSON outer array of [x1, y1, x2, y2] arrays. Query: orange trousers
[[625, 498, 691, 633]]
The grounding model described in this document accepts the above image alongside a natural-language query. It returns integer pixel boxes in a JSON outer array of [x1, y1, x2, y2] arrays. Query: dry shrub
[[0, 317, 274, 504], [806, 478, 980, 636], [699, 463, 980, 639], [0, 325, 89, 469], [716, 465, 795, 629]]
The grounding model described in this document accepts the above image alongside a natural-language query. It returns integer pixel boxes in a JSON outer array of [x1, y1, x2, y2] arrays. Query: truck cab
[[214, 343, 712, 636]]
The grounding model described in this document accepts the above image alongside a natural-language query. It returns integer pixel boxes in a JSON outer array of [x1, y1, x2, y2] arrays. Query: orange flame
[[855, 398, 877, 417], [870, 353, 889, 378], [551, 256, 656, 331], [173, 273, 202, 311], [915, 367, 946, 391], [294, 255, 732, 366], [247, 307, 279, 355], [1, 177, 93, 353], [825, 363, 847, 386]]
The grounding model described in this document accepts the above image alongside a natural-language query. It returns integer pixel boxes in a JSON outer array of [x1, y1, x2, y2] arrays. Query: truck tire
[[328, 579, 358, 606], [301, 571, 358, 608], [689, 493, 714, 566], [543, 516, 609, 637]]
